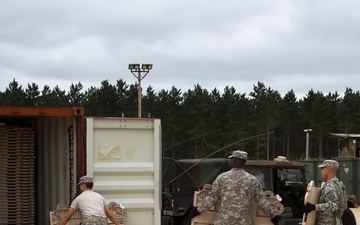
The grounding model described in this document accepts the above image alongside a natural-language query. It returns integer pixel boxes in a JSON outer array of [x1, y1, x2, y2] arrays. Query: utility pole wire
[[162, 132, 215, 152], [204, 139, 263, 160], [167, 131, 273, 185]]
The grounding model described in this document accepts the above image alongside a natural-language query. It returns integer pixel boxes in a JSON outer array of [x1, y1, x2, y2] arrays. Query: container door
[[86, 117, 161, 225], [337, 159, 355, 198], [355, 158, 360, 201]]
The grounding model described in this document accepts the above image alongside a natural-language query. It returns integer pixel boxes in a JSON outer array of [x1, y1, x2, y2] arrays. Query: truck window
[[278, 169, 303, 186], [247, 169, 272, 190]]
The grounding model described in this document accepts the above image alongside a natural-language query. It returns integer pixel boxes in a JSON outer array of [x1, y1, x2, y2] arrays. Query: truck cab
[[162, 157, 307, 225]]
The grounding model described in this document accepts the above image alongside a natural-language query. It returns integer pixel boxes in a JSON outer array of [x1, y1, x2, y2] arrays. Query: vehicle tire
[[342, 208, 356, 225]]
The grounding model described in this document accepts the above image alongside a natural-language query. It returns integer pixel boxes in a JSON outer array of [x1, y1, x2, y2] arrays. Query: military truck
[[161, 157, 357, 225]]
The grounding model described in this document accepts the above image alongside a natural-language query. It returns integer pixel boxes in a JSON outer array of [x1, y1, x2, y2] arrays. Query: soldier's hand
[[303, 202, 316, 213], [189, 206, 201, 218]]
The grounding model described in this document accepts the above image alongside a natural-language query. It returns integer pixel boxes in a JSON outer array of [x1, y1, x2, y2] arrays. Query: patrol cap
[[228, 150, 247, 160], [318, 159, 339, 171], [77, 175, 93, 185]]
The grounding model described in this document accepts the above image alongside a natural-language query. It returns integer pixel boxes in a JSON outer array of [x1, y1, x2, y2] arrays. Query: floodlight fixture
[[141, 64, 153, 70], [129, 64, 140, 70], [128, 63, 153, 118]]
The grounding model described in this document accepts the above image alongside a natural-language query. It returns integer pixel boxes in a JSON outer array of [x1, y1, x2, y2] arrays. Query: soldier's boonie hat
[[318, 160, 339, 171], [77, 175, 93, 185], [228, 150, 247, 160]]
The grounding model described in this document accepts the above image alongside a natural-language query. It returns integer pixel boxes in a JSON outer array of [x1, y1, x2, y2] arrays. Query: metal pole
[[138, 70, 141, 118], [129, 64, 152, 118], [267, 129, 270, 160], [305, 131, 310, 160]]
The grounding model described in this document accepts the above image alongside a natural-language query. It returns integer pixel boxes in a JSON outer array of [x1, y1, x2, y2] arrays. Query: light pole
[[304, 129, 313, 160], [129, 64, 153, 118]]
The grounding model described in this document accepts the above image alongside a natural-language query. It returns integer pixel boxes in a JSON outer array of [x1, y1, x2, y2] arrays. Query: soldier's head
[[318, 159, 339, 180], [77, 175, 94, 191], [228, 150, 247, 168]]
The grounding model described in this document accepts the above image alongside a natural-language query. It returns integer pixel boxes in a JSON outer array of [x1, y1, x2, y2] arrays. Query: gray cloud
[[1, 0, 359, 99]]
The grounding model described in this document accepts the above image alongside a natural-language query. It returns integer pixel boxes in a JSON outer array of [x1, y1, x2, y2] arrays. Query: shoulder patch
[[327, 192, 337, 201]]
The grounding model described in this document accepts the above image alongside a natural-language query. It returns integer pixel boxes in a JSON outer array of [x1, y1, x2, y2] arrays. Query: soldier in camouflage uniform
[[190, 150, 280, 225], [303, 160, 347, 225]]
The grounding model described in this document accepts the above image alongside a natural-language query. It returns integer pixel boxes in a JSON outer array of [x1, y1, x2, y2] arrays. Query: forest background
[[1, 78, 360, 161]]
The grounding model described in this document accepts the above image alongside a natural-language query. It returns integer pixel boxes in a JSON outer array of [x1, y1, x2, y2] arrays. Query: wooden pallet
[[49, 202, 128, 225], [0, 125, 36, 224], [191, 184, 219, 225], [191, 184, 284, 225]]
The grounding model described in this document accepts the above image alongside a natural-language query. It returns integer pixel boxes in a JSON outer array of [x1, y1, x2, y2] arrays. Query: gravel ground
[[350, 207, 360, 224]]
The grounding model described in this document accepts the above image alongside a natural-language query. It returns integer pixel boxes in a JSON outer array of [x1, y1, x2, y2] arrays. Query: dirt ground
[[350, 207, 360, 224]]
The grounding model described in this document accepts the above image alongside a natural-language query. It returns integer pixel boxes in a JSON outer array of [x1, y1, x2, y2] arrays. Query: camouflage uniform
[[197, 168, 275, 225], [316, 177, 347, 225], [316, 160, 347, 225], [82, 216, 108, 225]]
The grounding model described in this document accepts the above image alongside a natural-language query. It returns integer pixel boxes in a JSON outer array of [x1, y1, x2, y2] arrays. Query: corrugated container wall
[[86, 117, 161, 225], [36, 117, 79, 224]]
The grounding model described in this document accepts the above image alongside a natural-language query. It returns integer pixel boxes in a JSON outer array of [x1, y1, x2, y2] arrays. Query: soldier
[[303, 159, 347, 225], [190, 150, 281, 225], [58, 176, 122, 225]]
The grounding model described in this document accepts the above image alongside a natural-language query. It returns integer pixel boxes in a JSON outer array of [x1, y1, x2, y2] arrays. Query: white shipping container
[[86, 117, 162, 225]]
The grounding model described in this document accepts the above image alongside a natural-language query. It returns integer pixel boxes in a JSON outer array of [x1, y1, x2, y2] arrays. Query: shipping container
[[0, 106, 161, 225], [301, 158, 360, 204]]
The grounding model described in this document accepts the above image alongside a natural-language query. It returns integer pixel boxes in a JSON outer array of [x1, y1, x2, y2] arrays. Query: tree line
[[1, 78, 360, 160]]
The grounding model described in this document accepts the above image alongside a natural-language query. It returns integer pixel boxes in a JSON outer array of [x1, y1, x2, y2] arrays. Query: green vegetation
[[1, 78, 360, 160]]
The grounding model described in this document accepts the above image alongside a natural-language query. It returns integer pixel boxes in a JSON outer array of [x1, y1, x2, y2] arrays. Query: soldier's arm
[[255, 183, 276, 218], [104, 205, 122, 225], [316, 189, 339, 212], [57, 207, 76, 225], [197, 176, 221, 212]]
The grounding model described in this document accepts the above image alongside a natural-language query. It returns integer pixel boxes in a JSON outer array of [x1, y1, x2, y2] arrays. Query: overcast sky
[[1, 0, 359, 99]]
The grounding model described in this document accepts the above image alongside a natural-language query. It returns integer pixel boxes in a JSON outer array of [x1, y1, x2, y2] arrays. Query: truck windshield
[[277, 169, 303, 186], [247, 169, 272, 190]]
